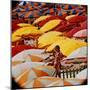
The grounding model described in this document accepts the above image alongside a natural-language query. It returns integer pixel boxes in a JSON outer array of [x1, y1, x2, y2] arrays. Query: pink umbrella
[[73, 29, 87, 38]]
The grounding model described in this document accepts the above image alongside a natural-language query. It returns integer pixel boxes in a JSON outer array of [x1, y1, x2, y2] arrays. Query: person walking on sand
[[53, 45, 66, 77]]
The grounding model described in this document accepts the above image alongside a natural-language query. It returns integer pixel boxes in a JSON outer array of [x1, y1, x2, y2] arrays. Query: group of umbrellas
[[12, 1, 88, 89], [12, 1, 87, 20]]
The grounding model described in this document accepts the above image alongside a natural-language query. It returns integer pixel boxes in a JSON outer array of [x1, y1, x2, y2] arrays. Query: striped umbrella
[[46, 39, 87, 56], [12, 49, 50, 63], [13, 66, 55, 87], [12, 62, 45, 77], [65, 27, 82, 38]]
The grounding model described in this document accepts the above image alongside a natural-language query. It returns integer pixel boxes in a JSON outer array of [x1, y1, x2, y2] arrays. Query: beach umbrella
[[12, 62, 45, 77], [33, 15, 51, 25], [39, 19, 61, 33], [12, 49, 50, 62], [65, 27, 83, 38], [13, 66, 55, 87], [24, 76, 63, 88], [12, 45, 35, 57], [38, 31, 64, 48], [46, 39, 87, 56], [73, 29, 87, 38], [66, 46, 87, 59], [12, 26, 41, 42]]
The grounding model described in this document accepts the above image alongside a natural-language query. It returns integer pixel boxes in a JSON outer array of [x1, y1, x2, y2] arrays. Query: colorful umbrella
[[33, 15, 51, 25], [12, 49, 50, 62], [65, 27, 82, 38], [73, 29, 87, 38], [12, 26, 41, 42], [12, 62, 45, 77], [38, 31, 64, 48], [46, 39, 87, 56], [39, 19, 61, 33], [13, 66, 55, 87]]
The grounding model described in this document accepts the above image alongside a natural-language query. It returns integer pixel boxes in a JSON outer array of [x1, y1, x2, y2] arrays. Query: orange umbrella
[[13, 66, 55, 87]]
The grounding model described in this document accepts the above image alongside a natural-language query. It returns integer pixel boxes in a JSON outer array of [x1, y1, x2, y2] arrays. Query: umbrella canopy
[[65, 27, 82, 38], [24, 76, 63, 88], [39, 19, 62, 33], [66, 46, 87, 59], [38, 31, 63, 48], [17, 23, 32, 27], [46, 39, 87, 56], [13, 66, 55, 87], [12, 49, 50, 62], [12, 26, 41, 42], [33, 15, 51, 25], [12, 62, 45, 78], [73, 29, 87, 38]]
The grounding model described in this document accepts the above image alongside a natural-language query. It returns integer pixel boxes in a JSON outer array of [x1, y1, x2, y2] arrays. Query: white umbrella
[[12, 49, 50, 62], [12, 62, 45, 78]]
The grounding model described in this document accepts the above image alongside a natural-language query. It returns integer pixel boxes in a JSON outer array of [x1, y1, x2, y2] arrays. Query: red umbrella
[[73, 29, 87, 38], [65, 27, 82, 37], [12, 45, 35, 57], [38, 16, 66, 27], [67, 15, 87, 23]]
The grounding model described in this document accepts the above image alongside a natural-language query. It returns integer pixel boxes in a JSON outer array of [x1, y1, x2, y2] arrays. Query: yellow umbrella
[[24, 76, 63, 88], [14, 66, 55, 87], [39, 19, 62, 33], [33, 15, 51, 25], [17, 23, 33, 27], [12, 26, 42, 42], [38, 31, 64, 48], [46, 39, 87, 56], [65, 15, 76, 20]]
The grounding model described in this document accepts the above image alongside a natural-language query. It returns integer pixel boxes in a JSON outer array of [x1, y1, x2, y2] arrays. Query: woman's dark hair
[[54, 45, 60, 52]]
